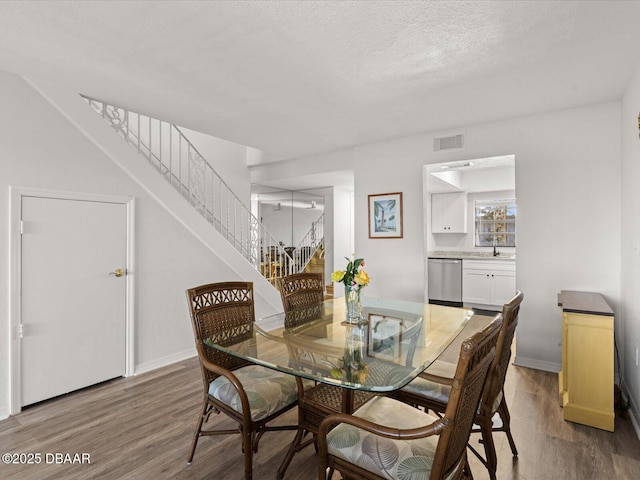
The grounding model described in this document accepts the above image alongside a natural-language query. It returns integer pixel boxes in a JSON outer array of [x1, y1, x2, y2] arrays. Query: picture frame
[[368, 192, 403, 238], [367, 314, 404, 361]]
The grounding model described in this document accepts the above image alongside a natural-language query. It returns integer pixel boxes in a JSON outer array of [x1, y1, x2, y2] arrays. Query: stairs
[[82, 96, 325, 292], [302, 243, 334, 299], [304, 246, 325, 283], [324, 283, 334, 300]]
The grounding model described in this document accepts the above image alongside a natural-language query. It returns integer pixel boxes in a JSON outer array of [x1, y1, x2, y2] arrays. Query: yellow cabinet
[[558, 290, 614, 431]]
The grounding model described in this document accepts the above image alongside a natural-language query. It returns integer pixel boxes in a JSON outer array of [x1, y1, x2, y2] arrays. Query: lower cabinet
[[462, 260, 515, 308], [557, 291, 614, 431]]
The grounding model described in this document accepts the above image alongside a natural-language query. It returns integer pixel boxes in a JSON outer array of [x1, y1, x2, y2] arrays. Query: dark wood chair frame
[[186, 281, 300, 480], [397, 291, 524, 480], [278, 272, 326, 310], [317, 313, 504, 480], [276, 273, 376, 478]]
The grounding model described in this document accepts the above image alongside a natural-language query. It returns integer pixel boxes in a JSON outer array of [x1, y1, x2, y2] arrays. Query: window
[[475, 199, 516, 247]]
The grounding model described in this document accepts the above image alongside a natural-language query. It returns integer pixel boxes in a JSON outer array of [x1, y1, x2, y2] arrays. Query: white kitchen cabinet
[[431, 192, 467, 233], [462, 260, 515, 308]]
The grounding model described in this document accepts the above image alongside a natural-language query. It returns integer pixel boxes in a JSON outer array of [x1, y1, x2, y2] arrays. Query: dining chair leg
[[277, 427, 306, 479], [317, 452, 335, 480], [463, 458, 474, 479], [187, 399, 209, 463], [242, 430, 253, 480], [480, 421, 498, 480], [498, 397, 518, 456]]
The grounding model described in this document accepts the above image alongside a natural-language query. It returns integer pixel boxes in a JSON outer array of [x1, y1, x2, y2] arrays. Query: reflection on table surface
[[204, 298, 474, 392]]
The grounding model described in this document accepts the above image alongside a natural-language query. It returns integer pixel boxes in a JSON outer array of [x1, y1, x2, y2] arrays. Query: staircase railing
[[293, 214, 324, 270], [82, 96, 295, 279]]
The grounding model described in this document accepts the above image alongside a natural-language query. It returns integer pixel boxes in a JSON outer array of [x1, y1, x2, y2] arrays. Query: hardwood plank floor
[[1, 356, 638, 479]]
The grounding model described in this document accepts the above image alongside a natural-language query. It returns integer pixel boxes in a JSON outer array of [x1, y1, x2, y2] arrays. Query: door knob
[[110, 268, 125, 277]]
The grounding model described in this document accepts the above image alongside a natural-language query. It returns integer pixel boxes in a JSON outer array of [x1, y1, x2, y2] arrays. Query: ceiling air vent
[[433, 134, 464, 152]]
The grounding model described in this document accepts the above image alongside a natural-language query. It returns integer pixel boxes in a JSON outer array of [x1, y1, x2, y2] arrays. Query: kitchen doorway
[[424, 155, 516, 310]]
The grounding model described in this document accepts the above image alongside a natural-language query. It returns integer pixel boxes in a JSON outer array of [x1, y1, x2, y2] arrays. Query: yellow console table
[[558, 290, 614, 431]]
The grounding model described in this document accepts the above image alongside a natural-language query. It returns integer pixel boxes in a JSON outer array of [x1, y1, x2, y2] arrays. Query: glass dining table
[[204, 296, 475, 477], [204, 296, 474, 406]]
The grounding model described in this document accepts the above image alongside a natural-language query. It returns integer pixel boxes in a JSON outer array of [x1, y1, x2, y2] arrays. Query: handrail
[[82, 96, 296, 281], [293, 214, 324, 270]]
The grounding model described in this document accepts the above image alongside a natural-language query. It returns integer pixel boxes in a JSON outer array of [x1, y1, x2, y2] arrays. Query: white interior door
[[21, 196, 127, 406]]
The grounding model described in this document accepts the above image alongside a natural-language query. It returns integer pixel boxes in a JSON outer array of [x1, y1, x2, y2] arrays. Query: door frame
[[9, 186, 135, 415]]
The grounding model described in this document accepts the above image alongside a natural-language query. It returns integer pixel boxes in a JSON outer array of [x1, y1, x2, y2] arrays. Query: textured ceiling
[[1, 0, 640, 166]]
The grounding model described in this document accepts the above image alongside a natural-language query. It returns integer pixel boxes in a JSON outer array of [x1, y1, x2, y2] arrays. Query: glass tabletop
[[204, 297, 474, 392]]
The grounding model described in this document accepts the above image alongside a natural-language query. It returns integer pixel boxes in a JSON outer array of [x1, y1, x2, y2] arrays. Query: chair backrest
[[430, 313, 503, 479], [277, 272, 324, 311], [185, 282, 255, 388], [479, 291, 524, 417], [277, 273, 328, 373], [400, 317, 424, 368], [283, 302, 325, 330]]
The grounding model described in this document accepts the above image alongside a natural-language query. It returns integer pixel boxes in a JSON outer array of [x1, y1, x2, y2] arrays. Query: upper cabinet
[[431, 192, 467, 233]]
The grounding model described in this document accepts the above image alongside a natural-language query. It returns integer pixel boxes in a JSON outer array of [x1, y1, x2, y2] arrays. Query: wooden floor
[[1, 357, 639, 480]]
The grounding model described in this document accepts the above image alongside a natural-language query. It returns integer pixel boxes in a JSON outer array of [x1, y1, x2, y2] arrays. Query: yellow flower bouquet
[[332, 257, 370, 321]]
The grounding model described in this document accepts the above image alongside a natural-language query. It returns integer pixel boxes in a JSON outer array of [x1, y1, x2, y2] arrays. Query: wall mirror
[[251, 185, 324, 249]]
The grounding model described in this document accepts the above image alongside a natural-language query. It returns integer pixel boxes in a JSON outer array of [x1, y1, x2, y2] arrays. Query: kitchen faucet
[[493, 244, 498, 256]]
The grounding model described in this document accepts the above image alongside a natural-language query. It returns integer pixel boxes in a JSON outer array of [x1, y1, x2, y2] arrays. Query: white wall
[[333, 186, 355, 297], [354, 136, 427, 302], [621, 64, 640, 430], [179, 127, 251, 206], [249, 147, 354, 188], [0, 70, 257, 417], [322, 187, 335, 282]]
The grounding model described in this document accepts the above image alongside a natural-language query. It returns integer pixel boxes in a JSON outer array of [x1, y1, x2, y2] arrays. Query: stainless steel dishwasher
[[428, 258, 463, 307]]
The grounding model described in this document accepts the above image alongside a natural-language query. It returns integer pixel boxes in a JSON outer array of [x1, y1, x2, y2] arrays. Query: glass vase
[[342, 324, 368, 383], [344, 284, 362, 323]]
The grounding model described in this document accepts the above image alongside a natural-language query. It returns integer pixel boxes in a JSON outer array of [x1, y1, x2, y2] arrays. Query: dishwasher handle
[[429, 258, 462, 264]]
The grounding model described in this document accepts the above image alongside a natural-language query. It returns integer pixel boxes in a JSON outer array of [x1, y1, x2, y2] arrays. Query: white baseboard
[[134, 348, 197, 376], [630, 409, 640, 442], [512, 355, 561, 373], [627, 392, 640, 442], [0, 406, 10, 421]]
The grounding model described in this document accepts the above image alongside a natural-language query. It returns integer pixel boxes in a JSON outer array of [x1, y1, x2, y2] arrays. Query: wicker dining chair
[[185, 281, 302, 480], [317, 313, 504, 480], [397, 291, 524, 480], [278, 272, 329, 374], [277, 272, 325, 310], [276, 273, 376, 478]]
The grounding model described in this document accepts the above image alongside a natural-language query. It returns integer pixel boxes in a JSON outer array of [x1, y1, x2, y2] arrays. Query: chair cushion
[[403, 378, 504, 416], [326, 396, 458, 480], [421, 360, 456, 379], [208, 365, 299, 421], [490, 389, 503, 414], [402, 377, 452, 405]]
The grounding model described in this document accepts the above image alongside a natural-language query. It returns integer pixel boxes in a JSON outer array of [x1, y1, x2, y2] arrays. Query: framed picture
[[367, 314, 404, 361], [368, 192, 403, 238]]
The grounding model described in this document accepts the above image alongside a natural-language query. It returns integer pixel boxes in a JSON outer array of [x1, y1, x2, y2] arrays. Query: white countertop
[[428, 251, 516, 261]]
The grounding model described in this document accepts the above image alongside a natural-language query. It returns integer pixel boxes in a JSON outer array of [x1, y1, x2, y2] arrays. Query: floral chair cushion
[[208, 365, 299, 421], [402, 377, 452, 404], [326, 396, 459, 480], [403, 377, 504, 414]]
